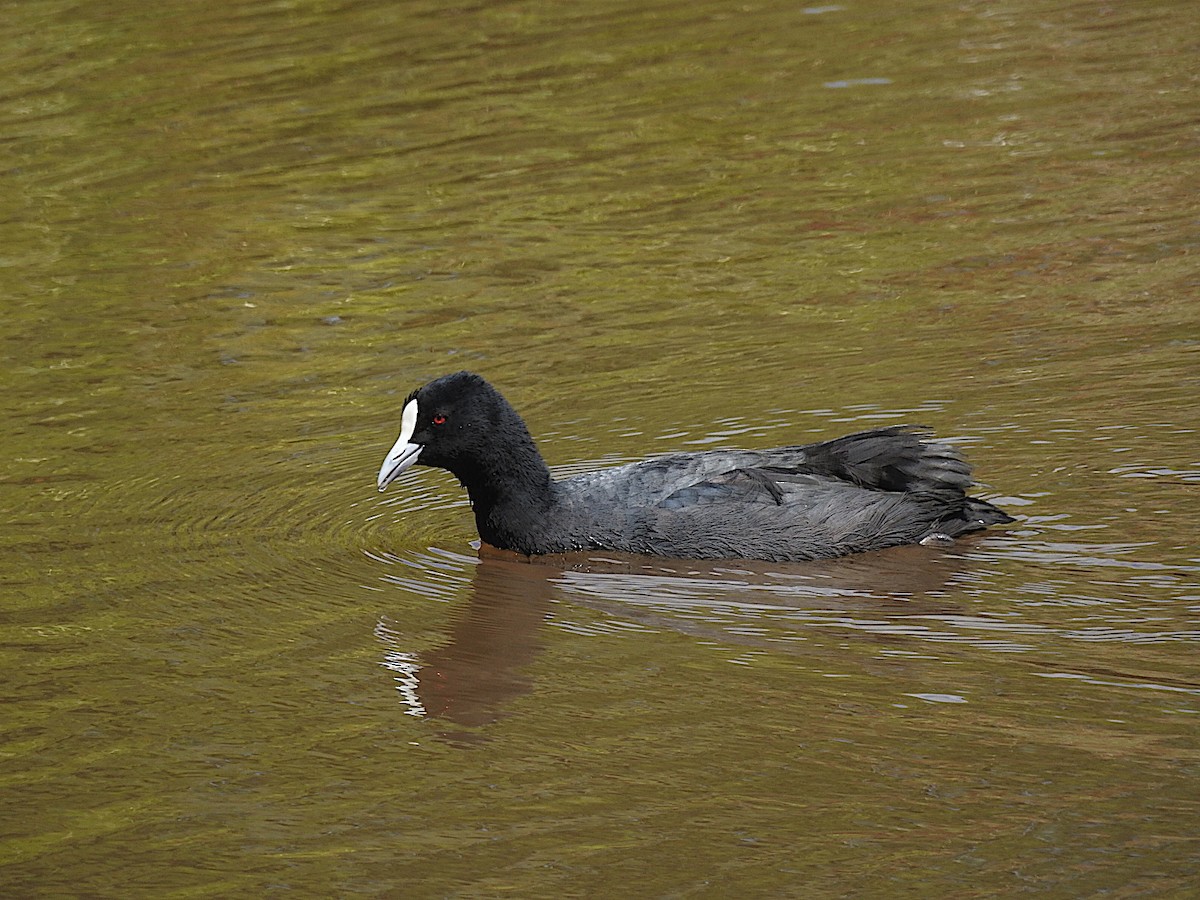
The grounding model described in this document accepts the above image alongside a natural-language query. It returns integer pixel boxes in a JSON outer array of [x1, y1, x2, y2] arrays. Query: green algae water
[[3, 0, 1198, 894]]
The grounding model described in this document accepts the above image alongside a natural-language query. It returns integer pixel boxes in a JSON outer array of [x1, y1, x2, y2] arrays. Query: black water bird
[[376, 372, 1012, 562]]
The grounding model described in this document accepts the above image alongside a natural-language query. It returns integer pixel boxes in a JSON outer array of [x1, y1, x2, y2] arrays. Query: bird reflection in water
[[376, 541, 981, 742], [376, 550, 555, 742]]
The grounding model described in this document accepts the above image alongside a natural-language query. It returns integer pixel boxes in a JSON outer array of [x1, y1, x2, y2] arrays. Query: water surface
[[3, 0, 1198, 895]]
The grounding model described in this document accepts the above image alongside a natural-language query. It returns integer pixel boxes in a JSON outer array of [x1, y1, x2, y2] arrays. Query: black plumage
[[377, 372, 1013, 562]]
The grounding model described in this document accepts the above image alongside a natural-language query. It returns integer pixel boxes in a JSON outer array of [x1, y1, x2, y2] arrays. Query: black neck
[[455, 410, 558, 554]]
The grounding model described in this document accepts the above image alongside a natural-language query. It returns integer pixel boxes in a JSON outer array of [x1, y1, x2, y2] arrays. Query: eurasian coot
[[377, 371, 1012, 561]]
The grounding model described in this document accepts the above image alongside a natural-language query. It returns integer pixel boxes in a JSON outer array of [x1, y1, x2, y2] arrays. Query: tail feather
[[801, 425, 973, 495], [963, 496, 1015, 527]]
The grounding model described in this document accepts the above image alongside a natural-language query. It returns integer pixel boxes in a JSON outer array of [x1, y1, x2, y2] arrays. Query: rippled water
[[3, 0, 1198, 895]]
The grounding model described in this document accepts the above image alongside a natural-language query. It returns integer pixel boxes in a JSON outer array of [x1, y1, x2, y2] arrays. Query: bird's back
[[552, 426, 1010, 561]]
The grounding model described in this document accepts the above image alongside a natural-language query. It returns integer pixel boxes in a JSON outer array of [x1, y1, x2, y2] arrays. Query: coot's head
[[377, 371, 518, 491]]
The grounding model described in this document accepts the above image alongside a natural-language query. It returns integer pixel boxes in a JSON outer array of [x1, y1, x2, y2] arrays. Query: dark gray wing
[[552, 426, 1001, 560], [565, 425, 973, 510]]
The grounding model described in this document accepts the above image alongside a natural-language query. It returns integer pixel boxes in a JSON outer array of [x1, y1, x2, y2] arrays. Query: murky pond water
[[3, 0, 1198, 894]]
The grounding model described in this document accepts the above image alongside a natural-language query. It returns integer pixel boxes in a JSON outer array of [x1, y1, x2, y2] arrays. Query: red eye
[[432, 414, 447, 425]]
